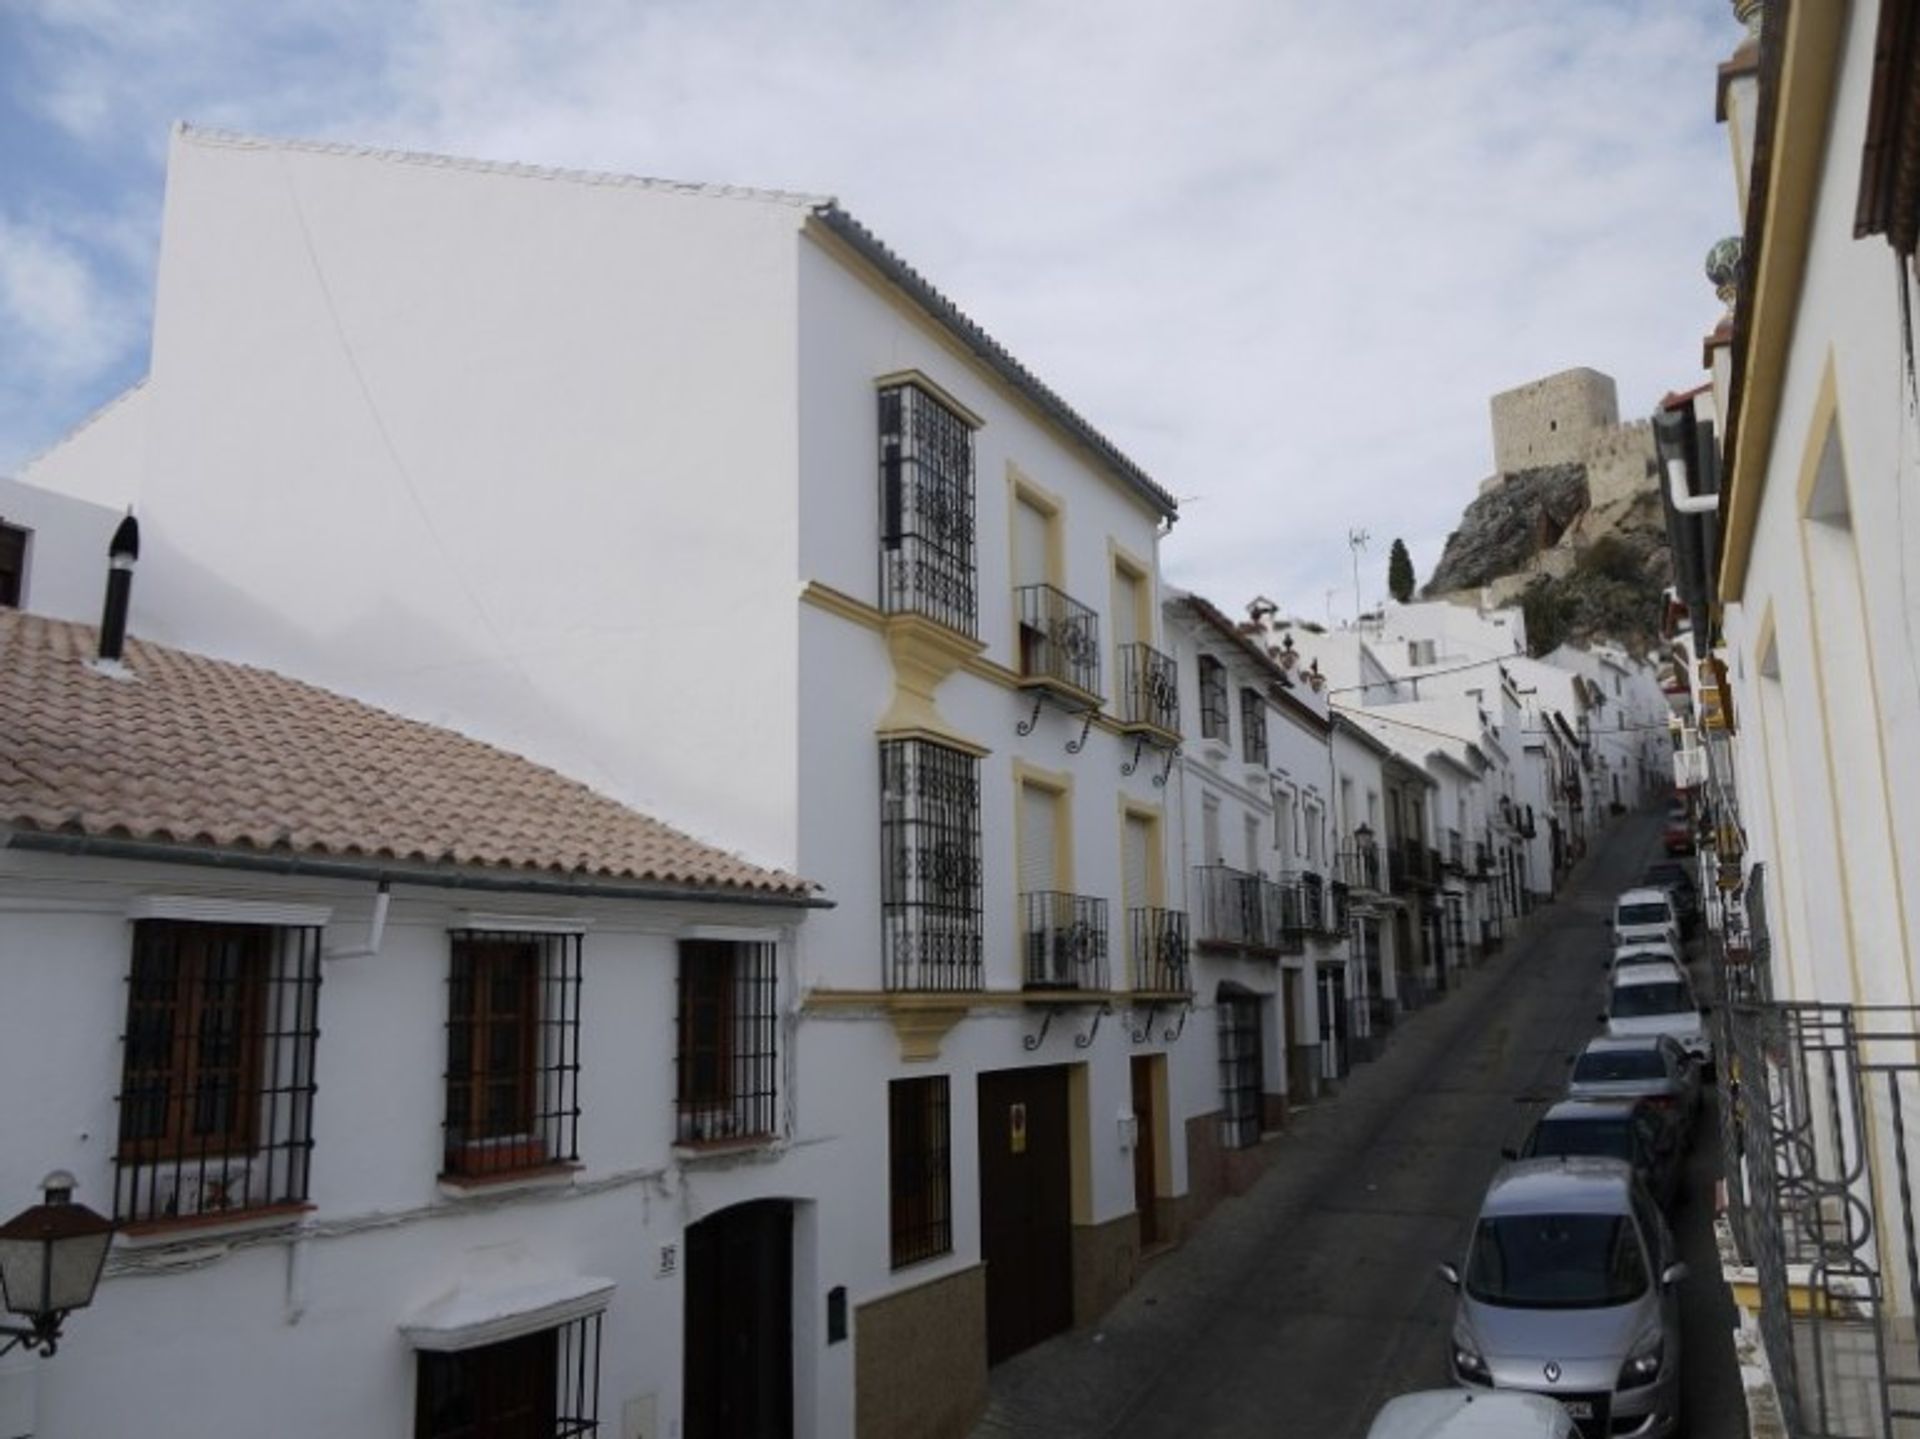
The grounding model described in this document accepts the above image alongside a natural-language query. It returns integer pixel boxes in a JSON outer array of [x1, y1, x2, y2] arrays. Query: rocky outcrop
[[1424, 465, 1590, 595]]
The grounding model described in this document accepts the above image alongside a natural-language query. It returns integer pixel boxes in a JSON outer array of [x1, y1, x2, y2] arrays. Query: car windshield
[[1573, 1049, 1664, 1082], [1611, 982, 1691, 1018], [1617, 904, 1670, 926], [1465, 1213, 1649, 1309], [1644, 866, 1689, 889], [1525, 1118, 1635, 1162]]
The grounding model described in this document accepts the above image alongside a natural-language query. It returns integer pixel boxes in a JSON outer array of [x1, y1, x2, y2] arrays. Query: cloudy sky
[[1, 0, 1738, 619]]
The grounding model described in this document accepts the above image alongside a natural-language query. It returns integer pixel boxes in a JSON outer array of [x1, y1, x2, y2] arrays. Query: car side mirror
[[1438, 1262, 1460, 1288], [1597, 1013, 1609, 1025], [1661, 1262, 1689, 1287], [1700, 1004, 1714, 1017]]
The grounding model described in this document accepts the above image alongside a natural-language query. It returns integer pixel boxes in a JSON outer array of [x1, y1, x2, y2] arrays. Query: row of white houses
[[0, 124, 1662, 1439]]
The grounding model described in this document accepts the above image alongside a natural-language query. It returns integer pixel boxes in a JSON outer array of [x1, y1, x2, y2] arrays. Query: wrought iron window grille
[[880, 740, 984, 992], [114, 920, 322, 1226], [1021, 891, 1109, 991], [888, 1076, 952, 1269], [1239, 689, 1269, 766], [1014, 583, 1102, 699], [675, 939, 779, 1145], [1197, 655, 1230, 741], [878, 382, 978, 637], [1217, 990, 1264, 1151], [442, 931, 583, 1181], [1128, 907, 1190, 994], [415, 1314, 602, 1438]]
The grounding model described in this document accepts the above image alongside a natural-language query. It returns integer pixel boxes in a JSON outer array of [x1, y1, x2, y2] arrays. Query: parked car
[[1610, 888, 1681, 951], [1661, 806, 1694, 856], [1640, 862, 1699, 934], [1603, 963, 1714, 1078], [1508, 1098, 1681, 1211], [1603, 939, 1682, 981], [1566, 1036, 1700, 1149], [1366, 1388, 1575, 1437], [1440, 1159, 1685, 1439]]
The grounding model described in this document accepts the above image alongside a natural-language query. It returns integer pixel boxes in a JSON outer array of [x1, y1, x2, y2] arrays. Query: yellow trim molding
[[874, 368, 985, 430], [1720, 0, 1847, 602], [878, 612, 990, 751], [801, 580, 886, 632]]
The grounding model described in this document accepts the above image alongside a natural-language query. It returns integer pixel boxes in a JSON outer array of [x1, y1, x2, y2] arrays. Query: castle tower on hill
[[1489, 367, 1621, 475]]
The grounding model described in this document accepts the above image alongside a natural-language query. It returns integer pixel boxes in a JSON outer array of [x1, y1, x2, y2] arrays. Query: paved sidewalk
[[973, 829, 1637, 1438]]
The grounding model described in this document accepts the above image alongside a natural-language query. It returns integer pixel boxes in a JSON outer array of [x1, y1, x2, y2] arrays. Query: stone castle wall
[[1490, 367, 1620, 473], [1582, 418, 1658, 509]]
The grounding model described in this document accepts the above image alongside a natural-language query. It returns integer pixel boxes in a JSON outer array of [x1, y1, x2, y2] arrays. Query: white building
[[14, 124, 1227, 1435], [0, 607, 822, 1439]]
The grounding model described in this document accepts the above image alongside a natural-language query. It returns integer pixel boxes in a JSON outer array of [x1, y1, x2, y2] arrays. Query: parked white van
[[1612, 888, 1681, 951], [1603, 962, 1713, 1077]]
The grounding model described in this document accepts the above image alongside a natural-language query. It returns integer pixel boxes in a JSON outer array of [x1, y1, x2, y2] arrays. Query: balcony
[[1022, 891, 1110, 991], [1016, 583, 1102, 701], [1116, 642, 1180, 739], [1328, 878, 1351, 934], [1388, 839, 1435, 892], [1298, 871, 1326, 934], [1474, 840, 1493, 880], [1336, 840, 1382, 893], [1128, 907, 1191, 994], [1444, 828, 1465, 874], [1191, 865, 1302, 957]]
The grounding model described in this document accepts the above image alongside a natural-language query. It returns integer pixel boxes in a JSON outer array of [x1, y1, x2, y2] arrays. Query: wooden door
[[977, 1067, 1074, 1364], [683, 1201, 793, 1439], [1130, 1056, 1159, 1247]]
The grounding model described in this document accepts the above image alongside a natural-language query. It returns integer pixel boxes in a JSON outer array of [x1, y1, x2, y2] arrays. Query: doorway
[[683, 1200, 793, 1439], [1130, 1055, 1161, 1248], [977, 1066, 1074, 1364]]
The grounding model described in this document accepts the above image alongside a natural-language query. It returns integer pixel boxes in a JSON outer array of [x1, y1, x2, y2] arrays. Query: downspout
[[1666, 457, 1718, 515]]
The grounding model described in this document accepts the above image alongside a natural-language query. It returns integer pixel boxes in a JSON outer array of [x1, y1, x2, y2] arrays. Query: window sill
[[436, 1163, 582, 1200], [673, 1134, 781, 1165], [116, 1202, 315, 1246]]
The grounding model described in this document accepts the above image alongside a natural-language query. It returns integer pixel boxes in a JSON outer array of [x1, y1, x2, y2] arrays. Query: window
[[880, 739, 983, 992], [878, 381, 977, 636], [889, 1076, 952, 1268], [114, 920, 322, 1225], [0, 523, 24, 607], [1239, 688, 1268, 766], [415, 1318, 602, 1438], [1304, 801, 1323, 866], [1408, 639, 1436, 667], [1217, 988, 1264, 1150], [1198, 655, 1229, 740], [676, 939, 779, 1144], [443, 931, 582, 1180]]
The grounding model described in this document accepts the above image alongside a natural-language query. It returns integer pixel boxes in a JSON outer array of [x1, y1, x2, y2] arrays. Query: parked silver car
[[1603, 962, 1714, 1077], [1441, 1158, 1686, 1438], [1566, 1035, 1700, 1150], [1509, 1098, 1681, 1211]]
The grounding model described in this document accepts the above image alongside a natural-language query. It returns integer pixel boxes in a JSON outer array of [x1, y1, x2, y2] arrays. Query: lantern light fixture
[[0, 1172, 115, 1358]]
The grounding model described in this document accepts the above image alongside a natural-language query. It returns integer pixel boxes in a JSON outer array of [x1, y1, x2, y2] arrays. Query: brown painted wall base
[[1071, 1212, 1140, 1326], [855, 1264, 988, 1439], [1184, 1108, 1292, 1227]]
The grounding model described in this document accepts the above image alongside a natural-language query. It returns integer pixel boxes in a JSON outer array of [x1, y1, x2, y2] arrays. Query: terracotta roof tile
[[0, 611, 811, 898]]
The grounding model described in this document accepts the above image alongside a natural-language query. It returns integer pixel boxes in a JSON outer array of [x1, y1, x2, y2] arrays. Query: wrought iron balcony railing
[[1337, 841, 1382, 893], [1475, 841, 1494, 877], [1191, 865, 1301, 956], [1328, 878, 1351, 934], [1129, 907, 1190, 994], [1117, 642, 1180, 736], [1015, 583, 1102, 699], [1298, 871, 1327, 934], [1022, 891, 1109, 991], [1445, 829, 1465, 872]]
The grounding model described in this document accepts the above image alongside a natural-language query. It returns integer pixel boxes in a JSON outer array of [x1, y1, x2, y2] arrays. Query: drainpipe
[[1666, 458, 1717, 515]]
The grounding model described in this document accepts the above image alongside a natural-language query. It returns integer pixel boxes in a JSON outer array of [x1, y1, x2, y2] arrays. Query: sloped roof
[[0, 611, 811, 898]]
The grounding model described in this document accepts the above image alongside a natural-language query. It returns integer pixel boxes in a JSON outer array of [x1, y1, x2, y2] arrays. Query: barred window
[[115, 920, 321, 1226], [1240, 688, 1269, 766], [880, 739, 984, 992], [415, 1315, 602, 1438], [676, 940, 779, 1144], [1217, 987, 1264, 1151], [889, 1076, 952, 1268], [0, 523, 24, 607], [443, 932, 582, 1181], [879, 381, 977, 636], [1198, 655, 1229, 740]]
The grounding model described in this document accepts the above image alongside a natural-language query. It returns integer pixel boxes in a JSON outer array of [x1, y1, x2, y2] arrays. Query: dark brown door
[[684, 1200, 793, 1439], [1130, 1056, 1159, 1247], [977, 1066, 1074, 1364]]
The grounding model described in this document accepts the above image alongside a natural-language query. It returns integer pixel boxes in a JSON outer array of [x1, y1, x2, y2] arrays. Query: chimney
[[98, 513, 139, 663]]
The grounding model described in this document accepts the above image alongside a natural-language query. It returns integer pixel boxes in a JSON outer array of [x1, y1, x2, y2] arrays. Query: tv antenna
[[1347, 528, 1370, 621]]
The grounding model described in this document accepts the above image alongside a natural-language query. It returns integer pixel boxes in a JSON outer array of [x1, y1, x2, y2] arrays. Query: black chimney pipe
[[98, 513, 139, 663]]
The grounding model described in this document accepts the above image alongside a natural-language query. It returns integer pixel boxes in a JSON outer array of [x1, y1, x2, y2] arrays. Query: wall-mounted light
[[0, 1172, 114, 1358]]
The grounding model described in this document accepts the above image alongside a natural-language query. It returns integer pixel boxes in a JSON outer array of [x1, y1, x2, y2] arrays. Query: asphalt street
[[974, 812, 1748, 1438]]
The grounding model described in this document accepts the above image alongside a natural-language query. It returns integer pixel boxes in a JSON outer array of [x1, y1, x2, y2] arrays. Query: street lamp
[[0, 1173, 114, 1357]]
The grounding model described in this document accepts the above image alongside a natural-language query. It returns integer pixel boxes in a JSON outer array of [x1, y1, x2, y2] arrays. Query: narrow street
[[976, 813, 1747, 1438]]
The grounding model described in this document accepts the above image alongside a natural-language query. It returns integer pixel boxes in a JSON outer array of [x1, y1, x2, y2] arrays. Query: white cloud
[[4, 0, 1741, 618]]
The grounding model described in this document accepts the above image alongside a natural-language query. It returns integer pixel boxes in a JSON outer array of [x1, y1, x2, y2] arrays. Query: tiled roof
[[0, 611, 811, 898]]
